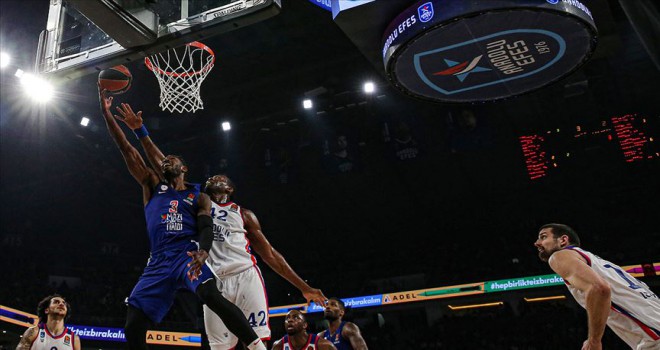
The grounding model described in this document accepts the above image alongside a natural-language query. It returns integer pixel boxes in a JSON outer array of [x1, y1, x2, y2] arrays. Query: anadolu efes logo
[[417, 2, 434, 23], [431, 55, 490, 82], [382, 0, 597, 103], [413, 29, 566, 96]]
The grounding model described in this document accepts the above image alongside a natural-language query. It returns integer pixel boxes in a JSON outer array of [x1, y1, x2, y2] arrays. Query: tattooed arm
[[16, 326, 38, 350]]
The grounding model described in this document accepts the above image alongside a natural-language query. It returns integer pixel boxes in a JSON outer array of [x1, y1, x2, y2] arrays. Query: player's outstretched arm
[[243, 208, 327, 307], [318, 338, 338, 350], [549, 250, 610, 350], [99, 89, 159, 204], [15, 326, 38, 350], [342, 322, 368, 350], [112, 102, 166, 180]]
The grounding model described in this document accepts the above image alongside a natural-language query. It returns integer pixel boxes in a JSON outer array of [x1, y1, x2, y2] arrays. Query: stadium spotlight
[[363, 81, 375, 94], [20, 73, 54, 103], [80, 117, 90, 127], [222, 121, 231, 131], [0, 52, 10, 69], [14, 69, 24, 78], [303, 99, 313, 109]]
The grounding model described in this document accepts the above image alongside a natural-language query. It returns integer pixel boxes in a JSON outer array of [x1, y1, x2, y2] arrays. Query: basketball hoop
[[145, 41, 215, 113]]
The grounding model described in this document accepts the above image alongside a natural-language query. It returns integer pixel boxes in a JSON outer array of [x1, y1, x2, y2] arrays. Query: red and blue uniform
[[323, 322, 353, 350], [30, 324, 76, 350], [281, 333, 320, 350], [562, 246, 660, 348]]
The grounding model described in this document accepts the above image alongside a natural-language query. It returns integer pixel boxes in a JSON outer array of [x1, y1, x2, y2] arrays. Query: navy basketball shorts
[[127, 247, 214, 323]]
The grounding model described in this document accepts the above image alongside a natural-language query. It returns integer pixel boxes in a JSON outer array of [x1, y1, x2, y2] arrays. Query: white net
[[145, 42, 215, 113]]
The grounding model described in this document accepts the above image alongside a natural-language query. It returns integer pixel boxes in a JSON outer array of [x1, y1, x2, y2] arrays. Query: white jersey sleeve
[[206, 201, 257, 277], [563, 247, 660, 346]]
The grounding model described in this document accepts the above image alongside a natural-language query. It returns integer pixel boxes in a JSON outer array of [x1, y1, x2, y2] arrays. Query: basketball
[[98, 65, 132, 94]]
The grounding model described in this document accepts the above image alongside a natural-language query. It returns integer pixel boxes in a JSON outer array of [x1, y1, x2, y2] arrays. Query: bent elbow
[[592, 282, 611, 298]]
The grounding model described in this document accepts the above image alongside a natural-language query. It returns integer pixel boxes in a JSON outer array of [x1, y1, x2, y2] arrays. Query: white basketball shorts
[[203, 265, 271, 349]]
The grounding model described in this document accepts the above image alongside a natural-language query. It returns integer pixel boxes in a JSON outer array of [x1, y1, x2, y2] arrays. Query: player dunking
[[15, 294, 81, 350], [272, 310, 336, 350], [534, 223, 660, 350], [190, 174, 327, 349], [98, 90, 267, 350], [319, 298, 368, 350]]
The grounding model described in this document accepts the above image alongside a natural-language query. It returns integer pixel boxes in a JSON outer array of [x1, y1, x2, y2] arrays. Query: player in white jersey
[[200, 174, 327, 349], [534, 223, 660, 350], [16, 294, 81, 350], [272, 310, 336, 350]]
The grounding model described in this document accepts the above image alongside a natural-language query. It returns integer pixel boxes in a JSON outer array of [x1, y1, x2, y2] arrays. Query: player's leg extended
[[203, 268, 270, 349], [126, 263, 177, 349], [236, 267, 271, 342], [125, 305, 153, 350], [204, 303, 238, 350], [183, 261, 266, 350], [196, 279, 266, 350], [203, 276, 239, 350]]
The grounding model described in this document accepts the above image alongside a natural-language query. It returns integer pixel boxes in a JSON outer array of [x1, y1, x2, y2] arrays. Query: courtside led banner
[[2, 263, 656, 346], [67, 325, 126, 342], [485, 274, 565, 292], [308, 294, 383, 312], [0, 305, 37, 327], [382, 0, 598, 102]]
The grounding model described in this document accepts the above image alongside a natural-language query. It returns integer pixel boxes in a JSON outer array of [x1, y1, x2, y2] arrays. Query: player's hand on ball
[[98, 85, 113, 111], [114, 103, 143, 129], [186, 250, 209, 281]]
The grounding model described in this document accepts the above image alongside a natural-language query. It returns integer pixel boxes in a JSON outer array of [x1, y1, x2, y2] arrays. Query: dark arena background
[[1, 0, 659, 349]]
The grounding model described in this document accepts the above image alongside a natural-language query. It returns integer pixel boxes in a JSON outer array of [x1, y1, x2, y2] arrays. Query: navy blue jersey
[[323, 322, 353, 350], [127, 181, 215, 323], [144, 182, 200, 254]]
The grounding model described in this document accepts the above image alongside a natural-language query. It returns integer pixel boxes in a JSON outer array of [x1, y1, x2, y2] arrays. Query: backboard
[[36, 0, 281, 80]]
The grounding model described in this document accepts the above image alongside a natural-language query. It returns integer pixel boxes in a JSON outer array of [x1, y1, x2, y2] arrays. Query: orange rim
[[144, 41, 216, 77]]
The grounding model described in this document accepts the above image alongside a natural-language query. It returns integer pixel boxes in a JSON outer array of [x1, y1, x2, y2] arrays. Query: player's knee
[[125, 307, 149, 341], [196, 280, 218, 303], [124, 320, 145, 341]]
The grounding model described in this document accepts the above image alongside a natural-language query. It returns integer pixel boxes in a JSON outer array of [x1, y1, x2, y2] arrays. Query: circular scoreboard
[[382, 0, 598, 103]]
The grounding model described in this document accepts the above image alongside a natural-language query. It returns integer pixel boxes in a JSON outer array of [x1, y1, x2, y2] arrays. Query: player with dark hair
[[319, 298, 368, 350], [98, 90, 267, 350], [272, 310, 336, 350], [190, 174, 327, 349], [534, 223, 660, 350], [16, 295, 81, 350]]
